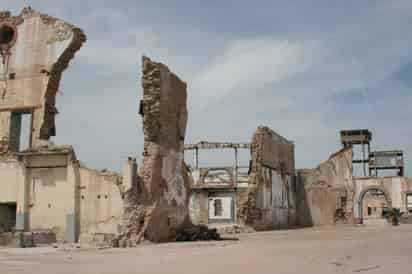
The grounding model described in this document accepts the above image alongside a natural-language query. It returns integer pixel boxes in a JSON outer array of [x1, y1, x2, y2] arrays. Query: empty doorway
[[359, 188, 389, 224], [0, 203, 16, 232]]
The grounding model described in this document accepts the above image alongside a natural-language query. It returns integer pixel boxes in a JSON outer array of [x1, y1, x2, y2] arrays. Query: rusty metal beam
[[184, 141, 250, 150]]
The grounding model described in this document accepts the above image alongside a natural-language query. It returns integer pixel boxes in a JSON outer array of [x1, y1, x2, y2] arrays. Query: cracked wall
[[120, 56, 189, 245], [241, 126, 296, 230], [0, 7, 85, 151], [296, 147, 354, 226]]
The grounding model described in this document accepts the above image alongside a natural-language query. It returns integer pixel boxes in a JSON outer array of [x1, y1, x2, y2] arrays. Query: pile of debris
[[175, 225, 221, 241]]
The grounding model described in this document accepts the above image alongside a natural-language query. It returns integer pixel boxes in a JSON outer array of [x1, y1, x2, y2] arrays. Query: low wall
[[79, 167, 123, 242]]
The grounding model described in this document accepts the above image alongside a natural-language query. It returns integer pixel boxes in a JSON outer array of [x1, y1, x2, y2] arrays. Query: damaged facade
[[0, 7, 204, 246], [0, 8, 125, 246], [297, 129, 412, 226], [0, 7, 85, 150], [187, 126, 297, 231]]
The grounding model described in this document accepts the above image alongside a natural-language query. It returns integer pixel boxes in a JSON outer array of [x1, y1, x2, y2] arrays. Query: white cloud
[[192, 39, 309, 100]]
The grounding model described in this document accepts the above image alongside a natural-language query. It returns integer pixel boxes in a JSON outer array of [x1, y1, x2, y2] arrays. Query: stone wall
[[120, 56, 189, 245]]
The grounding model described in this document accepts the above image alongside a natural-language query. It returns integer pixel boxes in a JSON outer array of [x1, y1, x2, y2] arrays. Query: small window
[[214, 199, 223, 217], [407, 194, 412, 210], [367, 207, 372, 216]]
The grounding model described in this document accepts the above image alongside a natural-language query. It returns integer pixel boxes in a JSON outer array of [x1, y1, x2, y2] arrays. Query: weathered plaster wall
[[79, 167, 123, 237], [120, 56, 189, 244], [242, 126, 296, 230], [296, 147, 354, 226], [0, 154, 28, 231], [28, 166, 70, 239], [0, 157, 22, 203], [0, 149, 124, 243], [0, 7, 85, 149]]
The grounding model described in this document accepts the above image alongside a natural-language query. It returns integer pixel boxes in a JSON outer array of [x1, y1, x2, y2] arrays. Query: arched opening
[[358, 187, 391, 224]]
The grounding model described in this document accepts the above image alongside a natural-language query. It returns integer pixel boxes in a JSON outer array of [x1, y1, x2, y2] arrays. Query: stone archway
[[357, 186, 392, 223]]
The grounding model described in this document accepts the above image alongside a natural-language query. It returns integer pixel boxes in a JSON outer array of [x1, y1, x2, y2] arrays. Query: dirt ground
[[0, 225, 411, 274]]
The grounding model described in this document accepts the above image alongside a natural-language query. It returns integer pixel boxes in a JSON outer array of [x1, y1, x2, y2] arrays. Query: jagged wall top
[[0, 7, 86, 150]]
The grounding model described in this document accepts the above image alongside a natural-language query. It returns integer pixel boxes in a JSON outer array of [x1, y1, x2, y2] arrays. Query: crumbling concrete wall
[[296, 147, 354, 226], [119, 56, 189, 245], [0, 7, 85, 150], [241, 126, 296, 230]]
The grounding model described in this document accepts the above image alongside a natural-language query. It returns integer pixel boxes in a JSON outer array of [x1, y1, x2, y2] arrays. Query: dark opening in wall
[[214, 199, 223, 217], [0, 24, 16, 46], [0, 203, 16, 232]]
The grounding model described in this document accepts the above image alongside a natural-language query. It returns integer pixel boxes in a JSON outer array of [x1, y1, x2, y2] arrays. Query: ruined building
[[0, 7, 126, 246], [0, 7, 209, 247], [296, 129, 412, 226], [187, 126, 297, 230], [1, 6, 412, 249]]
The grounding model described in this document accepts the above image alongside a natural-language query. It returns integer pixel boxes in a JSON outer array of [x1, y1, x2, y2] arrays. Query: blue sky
[[4, 0, 412, 174]]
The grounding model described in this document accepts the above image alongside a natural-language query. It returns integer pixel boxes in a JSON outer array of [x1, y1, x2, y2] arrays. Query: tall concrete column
[[66, 159, 80, 243], [15, 162, 29, 231]]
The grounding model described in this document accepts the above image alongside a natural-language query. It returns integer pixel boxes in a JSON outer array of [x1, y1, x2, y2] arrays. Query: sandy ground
[[0, 225, 411, 274]]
